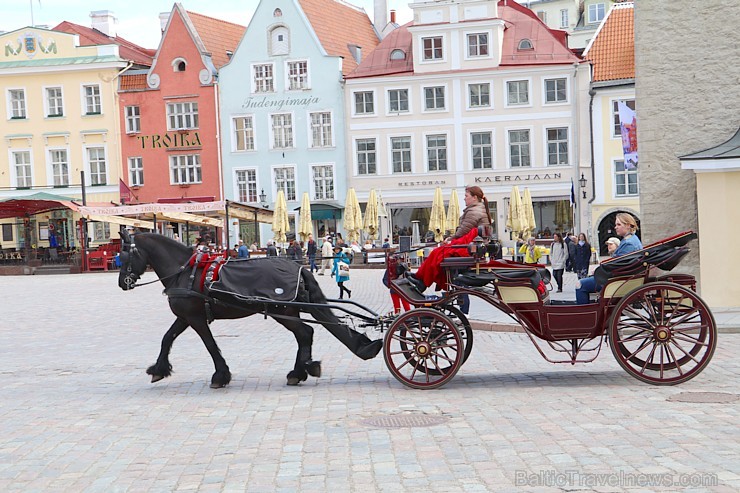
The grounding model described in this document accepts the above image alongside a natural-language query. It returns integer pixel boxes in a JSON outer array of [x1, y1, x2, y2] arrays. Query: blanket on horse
[[207, 257, 303, 303]]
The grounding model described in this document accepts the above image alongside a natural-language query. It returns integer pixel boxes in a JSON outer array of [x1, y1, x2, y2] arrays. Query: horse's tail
[[300, 268, 382, 360]]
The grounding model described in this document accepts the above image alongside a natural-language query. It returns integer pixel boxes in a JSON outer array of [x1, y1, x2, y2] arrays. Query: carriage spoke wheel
[[436, 304, 474, 367], [383, 308, 463, 389], [608, 282, 716, 385]]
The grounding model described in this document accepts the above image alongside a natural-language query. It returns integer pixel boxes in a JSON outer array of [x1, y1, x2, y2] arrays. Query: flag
[[119, 178, 132, 204], [570, 179, 576, 207], [618, 101, 638, 170]]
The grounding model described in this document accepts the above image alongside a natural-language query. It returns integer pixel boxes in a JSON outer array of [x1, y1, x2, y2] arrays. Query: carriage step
[[391, 278, 428, 302]]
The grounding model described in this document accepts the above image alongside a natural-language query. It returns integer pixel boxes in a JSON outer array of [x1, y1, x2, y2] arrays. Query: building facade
[[345, 0, 591, 246]]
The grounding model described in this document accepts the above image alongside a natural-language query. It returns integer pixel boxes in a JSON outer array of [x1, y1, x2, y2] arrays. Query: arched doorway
[[597, 211, 641, 255]]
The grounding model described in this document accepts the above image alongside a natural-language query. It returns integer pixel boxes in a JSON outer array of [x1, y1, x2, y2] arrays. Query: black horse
[[117, 231, 382, 388]]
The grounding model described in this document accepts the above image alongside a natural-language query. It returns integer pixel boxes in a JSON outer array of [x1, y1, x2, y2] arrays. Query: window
[[93, 222, 110, 242], [424, 86, 445, 111], [128, 157, 144, 186], [312, 165, 334, 200], [390, 49, 406, 60], [517, 39, 533, 50], [125, 106, 140, 133], [9, 89, 26, 119], [471, 132, 493, 169], [87, 147, 107, 185], [356, 139, 377, 175], [254, 64, 274, 93], [547, 128, 569, 165], [391, 137, 412, 173], [588, 3, 606, 23], [235, 169, 257, 202], [469, 83, 491, 108], [287, 61, 308, 90], [271, 113, 293, 148], [50, 149, 69, 187], [354, 91, 374, 115], [612, 99, 636, 137], [507, 80, 529, 105], [545, 78, 567, 103], [233, 116, 255, 151], [2, 224, 12, 242], [274, 167, 296, 201], [388, 89, 409, 113], [12, 151, 32, 188], [310, 112, 333, 147], [270, 26, 289, 56], [467, 33, 488, 57], [615, 160, 639, 196], [422, 36, 443, 61], [83, 85, 101, 114], [508, 130, 531, 168], [537, 11, 547, 23], [167, 102, 198, 130], [170, 154, 202, 184], [46, 87, 63, 117], [560, 9, 569, 28], [426, 134, 447, 171]]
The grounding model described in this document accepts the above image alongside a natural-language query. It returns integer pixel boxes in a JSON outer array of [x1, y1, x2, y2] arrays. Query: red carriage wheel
[[383, 308, 463, 389], [608, 282, 717, 385]]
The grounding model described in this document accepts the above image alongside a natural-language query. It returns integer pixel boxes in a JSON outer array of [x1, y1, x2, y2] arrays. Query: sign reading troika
[[136, 132, 202, 149]]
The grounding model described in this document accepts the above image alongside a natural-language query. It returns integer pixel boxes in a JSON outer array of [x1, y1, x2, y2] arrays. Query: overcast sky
[[2, 0, 414, 49]]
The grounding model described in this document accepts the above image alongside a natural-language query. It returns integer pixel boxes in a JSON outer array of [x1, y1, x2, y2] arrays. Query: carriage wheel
[[437, 304, 474, 366], [608, 282, 717, 385], [383, 308, 463, 389]]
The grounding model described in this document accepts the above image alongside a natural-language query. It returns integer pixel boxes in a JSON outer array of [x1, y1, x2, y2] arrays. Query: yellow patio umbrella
[[506, 185, 524, 238], [343, 187, 363, 242], [429, 186, 447, 242], [298, 192, 313, 242], [446, 188, 460, 234], [363, 188, 380, 240], [522, 187, 537, 238], [271, 189, 289, 244]]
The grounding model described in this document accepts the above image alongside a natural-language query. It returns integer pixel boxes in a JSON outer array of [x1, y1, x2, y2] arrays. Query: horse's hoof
[[307, 361, 322, 378], [286, 377, 301, 386], [151, 375, 164, 383], [210, 382, 226, 389]]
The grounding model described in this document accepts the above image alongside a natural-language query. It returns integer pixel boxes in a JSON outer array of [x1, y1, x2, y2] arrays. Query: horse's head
[[118, 230, 148, 291]]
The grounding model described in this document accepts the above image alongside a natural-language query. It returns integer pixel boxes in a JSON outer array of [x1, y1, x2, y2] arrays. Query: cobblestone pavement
[[1, 271, 738, 492]]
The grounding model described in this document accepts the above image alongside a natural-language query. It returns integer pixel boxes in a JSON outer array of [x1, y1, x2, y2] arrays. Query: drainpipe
[[588, 88, 596, 206], [214, 79, 226, 245]]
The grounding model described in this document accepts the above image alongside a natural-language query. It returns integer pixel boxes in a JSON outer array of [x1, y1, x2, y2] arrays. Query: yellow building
[[0, 27, 128, 249]]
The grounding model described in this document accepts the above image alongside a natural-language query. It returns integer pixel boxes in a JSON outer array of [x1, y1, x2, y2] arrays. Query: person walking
[[306, 234, 318, 273], [564, 233, 575, 272], [549, 233, 568, 292], [331, 245, 352, 299], [573, 233, 592, 279], [319, 236, 333, 275]]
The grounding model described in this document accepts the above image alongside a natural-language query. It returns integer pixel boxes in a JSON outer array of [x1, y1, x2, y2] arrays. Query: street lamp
[[579, 173, 588, 199], [254, 189, 268, 246]]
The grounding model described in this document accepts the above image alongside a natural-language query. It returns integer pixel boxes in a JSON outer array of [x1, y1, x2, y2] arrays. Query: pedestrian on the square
[[331, 245, 352, 299], [237, 239, 250, 258], [266, 240, 278, 257], [573, 233, 592, 279], [549, 232, 568, 292], [306, 234, 318, 272], [519, 237, 545, 264], [564, 233, 575, 272], [319, 236, 333, 275]]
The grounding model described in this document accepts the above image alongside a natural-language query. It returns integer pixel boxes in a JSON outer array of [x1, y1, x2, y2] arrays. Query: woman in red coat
[[407, 186, 492, 292]]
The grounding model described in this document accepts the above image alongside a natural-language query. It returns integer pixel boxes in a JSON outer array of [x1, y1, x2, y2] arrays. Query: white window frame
[[272, 165, 297, 202], [469, 129, 495, 170], [269, 112, 295, 149], [7, 88, 27, 119], [466, 81, 492, 110], [310, 163, 335, 200], [506, 127, 533, 169], [10, 149, 33, 188], [354, 136, 378, 176], [84, 145, 108, 186], [352, 90, 376, 117], [44, 86, 64, 118], [125, 105, 141, 134], [386, 87, 411, 115], [588, 3, 606, 24], [504, 78, 532, 108], [285, 59, 310, 91], [234, 167, 259, 203], [560, 9, 569, 28], [611, 98, 636, 138], [47, 147, 70, 187], [388, 135, 413, 174], [543, 77, 569, 105], [420, 35, 445, 63], [128, 156, 144, 187], [166, 101, 199, 130], [81, 83, 102, 115], [424, 132, 449, 172], [232, 114, 256, 152], [544, 126, 570, 166], [169, 154, 202, 185], [614, 159, 639, 197], [251, 62, 276, 94], [465, 31, 491, 59], [422, 85, 447, 113], [308, 110, 334, 148]]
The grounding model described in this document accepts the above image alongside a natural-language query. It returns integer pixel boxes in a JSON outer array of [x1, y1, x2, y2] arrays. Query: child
[[331, 245, 352, 299]]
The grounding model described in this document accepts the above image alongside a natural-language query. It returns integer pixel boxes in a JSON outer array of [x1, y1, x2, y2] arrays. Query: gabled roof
[[52, 21, 154, 67], [583, 3, 634, 82], [345, 22, 413, 79], [186, 11, 246, 69], [298, 0, 380, 76]]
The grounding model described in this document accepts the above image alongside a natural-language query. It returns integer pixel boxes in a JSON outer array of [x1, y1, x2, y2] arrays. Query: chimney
[[390, 10, 396, 24], [90, 10, 117, 37], [374, 0, 388, 30], [159, 12, 171, 34]]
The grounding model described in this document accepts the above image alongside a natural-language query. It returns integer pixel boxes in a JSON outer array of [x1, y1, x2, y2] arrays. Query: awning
[[220, 201, 274, 224], [294, 202, 343, 221], [76, 200, 274, 225], [145, 211, 224, 228], [0, 192, 80, 219], [85, 214, 155, 229]]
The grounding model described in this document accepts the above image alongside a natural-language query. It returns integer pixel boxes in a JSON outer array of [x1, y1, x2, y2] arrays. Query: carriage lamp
[[579, 173, 588, 199], [259, 189, 268, 208]]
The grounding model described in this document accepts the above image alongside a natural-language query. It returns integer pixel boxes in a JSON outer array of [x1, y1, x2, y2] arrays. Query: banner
[[618, 101, 638, 169], [119, 179, 132, 204]]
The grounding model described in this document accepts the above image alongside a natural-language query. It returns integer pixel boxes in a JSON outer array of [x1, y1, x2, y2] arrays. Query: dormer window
[[172, 58, 187, 72], [390, 49, 406, 61], [274, 8, 282, 17], [270, 25, 290, 56], [517, 39, 533, 50]]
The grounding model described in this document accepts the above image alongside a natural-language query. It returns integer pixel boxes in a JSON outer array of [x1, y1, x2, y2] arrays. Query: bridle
[[120, 238, 184, 289]]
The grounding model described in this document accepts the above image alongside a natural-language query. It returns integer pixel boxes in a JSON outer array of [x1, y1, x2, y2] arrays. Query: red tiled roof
[[346, 22, 413, 79], [186, 11, 246, 69], [119, 73, 148, 91], [52, 21, 154, 67], [583, 3, 634, 82], [298, 0, 380, 76]]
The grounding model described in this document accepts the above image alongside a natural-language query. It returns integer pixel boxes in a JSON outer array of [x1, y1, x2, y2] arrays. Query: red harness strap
[[188, 252, 228, 291]]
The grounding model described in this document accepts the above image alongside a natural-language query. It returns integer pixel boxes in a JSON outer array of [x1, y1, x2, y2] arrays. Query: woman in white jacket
[[549, 232, 569, 293]]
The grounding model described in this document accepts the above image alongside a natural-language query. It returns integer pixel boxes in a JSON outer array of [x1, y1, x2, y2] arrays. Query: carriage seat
[[453, 267, 550, 289]]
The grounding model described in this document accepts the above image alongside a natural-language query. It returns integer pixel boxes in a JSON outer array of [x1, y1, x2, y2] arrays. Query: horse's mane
[[134, 233, 194, 259]]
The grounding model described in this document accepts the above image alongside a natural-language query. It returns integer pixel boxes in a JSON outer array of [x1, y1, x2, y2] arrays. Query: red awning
[[0, 192, 79, 219]]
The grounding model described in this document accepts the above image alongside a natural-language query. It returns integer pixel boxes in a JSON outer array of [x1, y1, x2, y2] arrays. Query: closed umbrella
[[446, 189, 460, 234], [506, 185, 524, 238], [343, 188, 363, 242], [429, 186, 447, 242], [522, 187, 537, 238], [271, 189, 289, 244], [298, 192, 313, 242], [363, 189, 380, 240]]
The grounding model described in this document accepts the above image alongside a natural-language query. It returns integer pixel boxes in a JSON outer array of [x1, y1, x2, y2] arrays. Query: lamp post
[[254, 188, 268, 246], [579, 173, 588, 199]]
